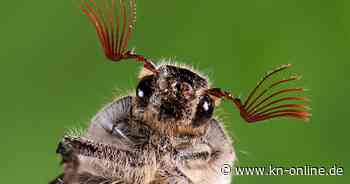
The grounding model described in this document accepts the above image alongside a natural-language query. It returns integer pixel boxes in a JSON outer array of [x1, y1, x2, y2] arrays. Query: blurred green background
[[0, 0, 348, 183]]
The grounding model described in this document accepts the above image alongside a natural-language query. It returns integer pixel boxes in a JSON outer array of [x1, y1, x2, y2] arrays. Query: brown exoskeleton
[[49, 0, 310, 183]]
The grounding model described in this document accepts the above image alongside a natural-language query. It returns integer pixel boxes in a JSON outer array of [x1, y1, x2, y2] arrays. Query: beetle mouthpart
[[159, 101, 182, 121]]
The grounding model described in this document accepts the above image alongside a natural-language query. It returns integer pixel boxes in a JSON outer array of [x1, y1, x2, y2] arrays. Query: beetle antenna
[[80, 0, 158, 74], [206, 64, 310, 123]]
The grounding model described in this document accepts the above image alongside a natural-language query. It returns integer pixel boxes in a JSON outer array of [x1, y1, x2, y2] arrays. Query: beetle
[[49, 0, 310, 183]]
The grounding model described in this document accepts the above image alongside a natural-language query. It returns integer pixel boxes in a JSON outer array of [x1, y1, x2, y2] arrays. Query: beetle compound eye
[[198, 95, 214, 119], [136, 76, 155, 105], [192, 95, 214, 127]]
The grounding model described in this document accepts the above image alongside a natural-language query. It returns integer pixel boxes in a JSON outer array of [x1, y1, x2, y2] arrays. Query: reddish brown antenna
[[207, 64, 310, 123], [80, 0, 158, 74]]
